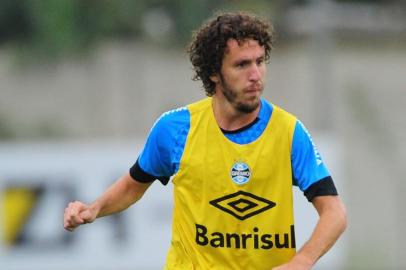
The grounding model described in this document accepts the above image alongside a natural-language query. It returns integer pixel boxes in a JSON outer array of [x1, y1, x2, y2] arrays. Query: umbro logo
[[209, 191, 276, 220]]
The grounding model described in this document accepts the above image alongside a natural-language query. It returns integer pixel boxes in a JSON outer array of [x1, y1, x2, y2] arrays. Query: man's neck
[[211, 96, 260, 131]]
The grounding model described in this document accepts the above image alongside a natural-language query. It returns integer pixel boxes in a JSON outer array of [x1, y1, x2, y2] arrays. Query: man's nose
[[249, 64, 262, 81]]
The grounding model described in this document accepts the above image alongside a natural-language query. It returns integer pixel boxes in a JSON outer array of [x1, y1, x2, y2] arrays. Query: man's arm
[[63, 173, 152, 231], [273, 195, 347, 270]]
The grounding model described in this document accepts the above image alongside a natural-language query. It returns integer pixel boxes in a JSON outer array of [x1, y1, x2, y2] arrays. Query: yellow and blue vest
[[165, 98, 297, 269]]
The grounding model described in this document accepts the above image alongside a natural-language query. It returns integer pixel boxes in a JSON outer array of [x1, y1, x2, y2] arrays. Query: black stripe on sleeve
[[303, 176, 338, 202], [129, 160, 170, 185]]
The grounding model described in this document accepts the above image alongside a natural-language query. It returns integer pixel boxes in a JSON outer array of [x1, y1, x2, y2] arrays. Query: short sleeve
[[291, 120, 331, 191], [130, 107, 190, 185]]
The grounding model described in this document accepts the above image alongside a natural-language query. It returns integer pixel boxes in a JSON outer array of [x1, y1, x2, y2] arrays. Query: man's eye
[[237, 62, 248, 68], [257, 58, 264, 65]]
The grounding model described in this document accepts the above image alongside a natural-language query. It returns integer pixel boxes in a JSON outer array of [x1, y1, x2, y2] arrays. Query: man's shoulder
[[159, 106, 190, 121], [186, 97, 212, 115], [153, 106, 190, 131], [262, 98, 297, 123], [152, 97, 213, 133]]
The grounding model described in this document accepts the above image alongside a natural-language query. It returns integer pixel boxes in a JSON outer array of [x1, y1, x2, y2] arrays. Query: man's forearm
[[91, 173, 152, 218], [294, 196, 347, 266]]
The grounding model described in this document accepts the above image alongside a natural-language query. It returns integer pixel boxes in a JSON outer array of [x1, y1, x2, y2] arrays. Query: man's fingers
[[70, 208, 85, 224], [64, 223, 75, 232], [63, 201, 89, 231], [66, 203, 85, 224], [79, 209, 94, 223]]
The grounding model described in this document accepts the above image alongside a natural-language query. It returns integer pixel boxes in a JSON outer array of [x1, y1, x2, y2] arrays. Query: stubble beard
[[220, 75, 262, 114]]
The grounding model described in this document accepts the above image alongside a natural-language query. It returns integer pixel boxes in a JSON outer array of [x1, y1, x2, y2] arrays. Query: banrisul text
[[195, 224, 296, 250]]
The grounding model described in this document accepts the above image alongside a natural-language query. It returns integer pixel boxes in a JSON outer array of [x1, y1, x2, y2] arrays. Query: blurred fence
[[0, 138, 346, 270]]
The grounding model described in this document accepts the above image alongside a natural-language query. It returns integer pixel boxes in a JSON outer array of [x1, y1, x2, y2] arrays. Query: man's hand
[[63, 173, 152, 232], [63, 201, 98, 231]]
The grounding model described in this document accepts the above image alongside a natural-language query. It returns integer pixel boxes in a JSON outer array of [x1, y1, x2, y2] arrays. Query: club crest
[[230, 161, 251, 185]]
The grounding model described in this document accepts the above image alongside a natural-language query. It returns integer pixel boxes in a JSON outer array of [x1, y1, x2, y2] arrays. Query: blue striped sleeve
[[291, 120, 331, 191], [136, 107, 190, 180]]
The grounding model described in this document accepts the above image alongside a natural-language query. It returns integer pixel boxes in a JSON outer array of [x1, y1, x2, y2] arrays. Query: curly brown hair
[[187, 12, 275, 96]]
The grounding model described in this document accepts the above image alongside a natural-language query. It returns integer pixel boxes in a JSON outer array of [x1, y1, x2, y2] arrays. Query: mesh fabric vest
[[164, 98, 297, 269]]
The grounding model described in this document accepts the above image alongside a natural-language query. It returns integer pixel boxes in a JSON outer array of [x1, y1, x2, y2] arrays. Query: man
[[64, 12, 347, 270]]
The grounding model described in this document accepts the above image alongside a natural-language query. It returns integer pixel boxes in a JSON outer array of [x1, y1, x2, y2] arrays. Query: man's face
[[211, 39, 266, 113]]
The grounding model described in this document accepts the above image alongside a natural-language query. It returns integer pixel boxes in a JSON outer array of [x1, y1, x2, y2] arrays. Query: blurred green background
[[1, 0, 405, 269]]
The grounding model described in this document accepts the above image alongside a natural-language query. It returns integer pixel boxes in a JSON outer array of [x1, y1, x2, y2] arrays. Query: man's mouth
[[246, 82, 263, 93], [245, 86, 262, 93]]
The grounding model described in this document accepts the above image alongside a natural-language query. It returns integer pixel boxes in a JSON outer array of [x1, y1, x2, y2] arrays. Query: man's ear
[[210, 74, 219, 83]]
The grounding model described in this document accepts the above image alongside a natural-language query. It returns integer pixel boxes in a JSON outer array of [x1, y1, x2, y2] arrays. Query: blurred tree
[[335, 0, 392, 3], [0, 0, 288, 61], [163, 0, 283, 45], [0, 0, 149, 61], [25, 0, 78, 57], [0, 0, 31, 44], [3, 0, 400, 62]]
